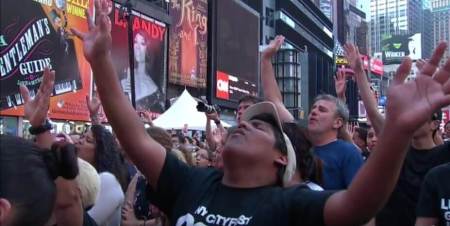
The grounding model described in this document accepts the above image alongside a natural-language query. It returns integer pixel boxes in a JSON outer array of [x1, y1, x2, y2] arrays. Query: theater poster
[[110, 3, 167, 117], [168, 0, 207, 88], [0, 0, 94, 121]]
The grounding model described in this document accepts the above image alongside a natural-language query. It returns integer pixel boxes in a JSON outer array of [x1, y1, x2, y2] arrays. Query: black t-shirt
[[148, 154, 334, 226], [416, 163, 450, 226], [376, 142, 450, 226]]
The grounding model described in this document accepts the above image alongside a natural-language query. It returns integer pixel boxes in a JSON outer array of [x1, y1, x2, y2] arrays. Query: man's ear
[[0, 198, 12, 224], [274, 155, 288, 166], [333, 117, 344, 129]]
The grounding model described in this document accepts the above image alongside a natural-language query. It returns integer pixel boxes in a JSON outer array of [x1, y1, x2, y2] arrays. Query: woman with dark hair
[[76, 97, 129, 226], [0, 135, 78, 226], [282, 122, 324, 190], [120, 30, 164, 112]]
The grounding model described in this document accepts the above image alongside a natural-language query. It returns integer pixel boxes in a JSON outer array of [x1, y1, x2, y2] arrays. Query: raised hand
[[20, 68, 55, 127], [416, 59, 426, 71], [335, 68, 347, 100], [344, 43, 363, 72], [262, 35, 285, 59], [386, 42, 450, 134], [85, 94, 101, 117], [71, 0, 112, 63]]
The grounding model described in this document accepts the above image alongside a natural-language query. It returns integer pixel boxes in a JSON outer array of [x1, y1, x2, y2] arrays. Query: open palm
[[344, 43, 363, 71], [334, 68, 347, 97], [262, 35, 284, 59], [71, 0, 112, 63], [20, 68, 55, 127], [386, 42, 450, 133]]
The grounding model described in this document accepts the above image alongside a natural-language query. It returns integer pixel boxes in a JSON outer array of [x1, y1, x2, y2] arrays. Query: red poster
[[168, 0, 207, 88], [1, 0, 94, 121]]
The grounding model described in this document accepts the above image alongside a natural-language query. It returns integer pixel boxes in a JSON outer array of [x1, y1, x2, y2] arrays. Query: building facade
[[370, 0, 432, 60], [242, 0, 334, 121], [431, 0, 450, 59]]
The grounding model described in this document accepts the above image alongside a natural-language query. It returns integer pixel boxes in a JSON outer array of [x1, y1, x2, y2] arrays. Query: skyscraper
[[370, 0, 432, 61], [431, 0, 450, 58]]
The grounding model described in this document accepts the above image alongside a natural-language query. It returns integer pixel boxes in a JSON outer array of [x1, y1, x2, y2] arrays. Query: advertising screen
[[168, 0, 207, 88], [212, 0, 259, 104], [382, 33, 422, 64], [0, 0, 94, 121]]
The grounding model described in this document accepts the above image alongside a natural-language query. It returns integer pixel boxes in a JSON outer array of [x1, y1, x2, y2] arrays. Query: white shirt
[[88, 172, 124, 226]]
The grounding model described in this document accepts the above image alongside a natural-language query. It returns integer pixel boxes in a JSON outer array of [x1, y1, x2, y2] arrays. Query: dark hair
[[134, 30, 162, 91], [0, 135, 78, 226], [90, 125, 129, 192], [355, 127, 368, 146], [282, 123, 323, 185], [184, 136, 193, 144], [146, 126, 173, 150], [238, 95, 261, 105]]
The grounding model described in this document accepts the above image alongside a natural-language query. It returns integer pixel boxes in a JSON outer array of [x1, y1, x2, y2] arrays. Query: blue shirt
[[314, 140, 364, 190]]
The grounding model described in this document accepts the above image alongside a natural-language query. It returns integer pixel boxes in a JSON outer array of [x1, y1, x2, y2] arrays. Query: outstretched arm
[[324, 43, 450, 226], [344, 44, 385, 135], [261, 35, 295, 122], [72, 0, 165, 189]]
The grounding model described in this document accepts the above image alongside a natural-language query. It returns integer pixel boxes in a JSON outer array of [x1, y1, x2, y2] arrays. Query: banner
[[0, 0, 93, 121], [382, 33, 422, 64], [168, 0, 208, 88], [110, 3, 167, 116]]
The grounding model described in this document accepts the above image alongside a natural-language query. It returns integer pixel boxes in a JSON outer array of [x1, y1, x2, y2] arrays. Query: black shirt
[[376, 142, 450, 226], [148, 154, 334, 226], [416, 163, 450, 226]]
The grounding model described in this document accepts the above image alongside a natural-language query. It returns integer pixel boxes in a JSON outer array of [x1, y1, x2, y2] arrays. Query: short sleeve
[[342, 145, 364, 187], [289, 187, 335, 226], [148, 153, 194, 216], [416, 167, 440, 218]]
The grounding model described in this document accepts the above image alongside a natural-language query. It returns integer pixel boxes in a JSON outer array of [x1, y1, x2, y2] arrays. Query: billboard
[[0, 0, 94, 121], [110, 3, 167, 116], [168, 0, 207, 88], [212, 0, 259, 103], [382, 33, 422, 64]]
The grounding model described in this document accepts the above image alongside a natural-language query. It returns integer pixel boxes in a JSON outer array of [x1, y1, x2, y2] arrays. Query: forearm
[[35, 131, 55, 149], [325, 124, 412, 225], [261, 57, 295, 122], [261, 57, 283, 102], [90, 113, 102, 125], [354, 69, 384, 134], [90, 56, 165, 186]]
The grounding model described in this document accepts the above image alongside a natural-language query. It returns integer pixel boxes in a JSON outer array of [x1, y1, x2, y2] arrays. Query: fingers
[[416, 59, 426, 71], [19, 85, 31, 103], [41, 68, 55, 96], [85, 9, 95, 30], [392, 57, 412, 86], [70, 28, 85, 40], [433, 58, 450, 85], [421, 42, 447, 76]]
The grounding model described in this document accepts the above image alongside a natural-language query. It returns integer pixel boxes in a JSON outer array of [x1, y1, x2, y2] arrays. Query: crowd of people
[[1, 1, 450, 226]]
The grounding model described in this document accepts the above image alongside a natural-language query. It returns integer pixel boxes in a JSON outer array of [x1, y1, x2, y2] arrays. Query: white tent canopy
[[153, 89, 231, 130]]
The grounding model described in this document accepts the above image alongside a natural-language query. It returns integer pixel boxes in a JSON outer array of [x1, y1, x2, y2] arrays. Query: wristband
[[214, 119, 221, 125], [29, 120, 52, 135]]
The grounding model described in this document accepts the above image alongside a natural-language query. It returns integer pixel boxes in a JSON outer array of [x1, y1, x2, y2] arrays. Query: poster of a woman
[[120, 29, 165, 113]]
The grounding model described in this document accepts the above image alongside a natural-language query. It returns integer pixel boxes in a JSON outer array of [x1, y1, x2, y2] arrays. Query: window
[[265, 7, 274, 27]]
